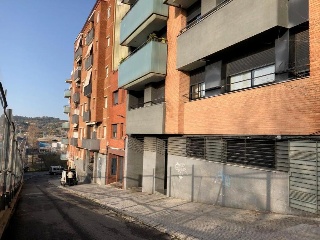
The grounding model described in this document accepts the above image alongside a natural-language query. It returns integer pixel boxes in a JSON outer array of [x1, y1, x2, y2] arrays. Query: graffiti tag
[[175, 162, 187, 181], [213, 170, 231, 187]]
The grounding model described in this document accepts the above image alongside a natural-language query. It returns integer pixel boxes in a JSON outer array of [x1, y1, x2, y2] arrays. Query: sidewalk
[[48, 180, 320, 240]]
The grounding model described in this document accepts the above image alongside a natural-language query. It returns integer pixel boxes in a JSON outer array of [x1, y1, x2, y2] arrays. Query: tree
[[27, 123, 40, 148]]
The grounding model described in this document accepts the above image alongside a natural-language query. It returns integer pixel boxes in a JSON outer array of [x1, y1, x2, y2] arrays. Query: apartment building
[[65, 0, 129, 185], [122, 0, 320, 215]]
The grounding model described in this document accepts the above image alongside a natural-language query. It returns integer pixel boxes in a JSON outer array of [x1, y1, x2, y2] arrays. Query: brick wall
[[165, 7, 189, 134]]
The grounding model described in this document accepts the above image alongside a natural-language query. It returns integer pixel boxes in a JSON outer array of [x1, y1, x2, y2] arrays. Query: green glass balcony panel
[[61, 138, 69, 145], [120, 0, 168, 47], [63, 105, 70, 114], [118, 41, 167, 90], [62, 122, 70, 129], [64, 89, 71, 98], [60, 153, 68, 161]]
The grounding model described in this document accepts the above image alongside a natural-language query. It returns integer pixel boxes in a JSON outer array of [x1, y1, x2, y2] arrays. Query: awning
[[74, 36, 82, 52], [85, 42, 93, 57], [83, 69, 92, 88]]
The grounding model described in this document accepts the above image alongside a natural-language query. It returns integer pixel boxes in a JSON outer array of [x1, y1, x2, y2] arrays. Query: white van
[[49, 166, 64, 175]]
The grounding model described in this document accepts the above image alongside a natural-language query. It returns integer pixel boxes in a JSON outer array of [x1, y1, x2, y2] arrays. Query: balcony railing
[[63, 105, 70, 114], [72, 114, 79, 124], [129, 97, 165, 110], [82, 139, 100, 151], [73, 67, 81, 82], [84, 82, 92, 97], [72, 92, 80, 103], [120, 0, 168, 47], [70, 138, 78, 147], [61, 122, 70, 129], [74, 46, 82, 60], [83, 110, 91, 122], [85, 55, 93, 70], [119, 39, 167, 90], [60, 153, 68, 161], [177, 0, 288, 71], [127, 102, 166, 134], [85, 28, 94, 45], [64, 89, 71, 98], [61, 138, 69, 145]]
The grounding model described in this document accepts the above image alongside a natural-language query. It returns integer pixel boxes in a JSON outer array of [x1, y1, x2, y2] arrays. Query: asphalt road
[[3, 172, 172, 240]]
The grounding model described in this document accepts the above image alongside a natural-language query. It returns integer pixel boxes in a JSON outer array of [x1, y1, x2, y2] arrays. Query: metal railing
[[0, 82, 24, 213], [179, 0, 234, 35], [129, 97, 165, 110]]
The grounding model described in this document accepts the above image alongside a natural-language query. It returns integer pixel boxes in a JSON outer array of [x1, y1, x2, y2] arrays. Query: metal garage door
[[289, 141, 319, 213]]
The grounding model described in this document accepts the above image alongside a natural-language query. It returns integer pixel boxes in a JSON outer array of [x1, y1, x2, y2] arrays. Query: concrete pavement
[[48, 179, 320, 240]]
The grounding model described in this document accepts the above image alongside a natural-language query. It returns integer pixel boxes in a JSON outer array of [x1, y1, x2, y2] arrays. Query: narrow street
[[3, 172, 172, 240]]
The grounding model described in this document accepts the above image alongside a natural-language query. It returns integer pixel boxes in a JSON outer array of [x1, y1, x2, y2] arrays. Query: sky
[[0, 0, 96, 120]]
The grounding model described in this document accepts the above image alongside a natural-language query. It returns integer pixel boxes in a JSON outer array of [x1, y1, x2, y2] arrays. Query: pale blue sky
[[0, 0, 96, 120]]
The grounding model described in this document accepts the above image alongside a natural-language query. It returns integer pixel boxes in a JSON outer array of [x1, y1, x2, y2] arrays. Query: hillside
[[13, 116, 66, 138]]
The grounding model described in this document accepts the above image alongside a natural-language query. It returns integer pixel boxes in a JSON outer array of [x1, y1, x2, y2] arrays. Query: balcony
[[61, 122, 70, 129], [82, 139, 100, 151], [63, 105, 70, 114], [70, 138, 78, 147], [83, 110, 91, 122], [120, 0, 168, 47], [119, 40, 167, 90], [72, 114, 79, 124], [84, 82, 92, 97], [85, 55, 93, 70], [60, 153, 68, 161], [73, 67, 81, 82], [72, 92, 80, 103], [74, 46, 82, 61], [177, 0, 288, 71], [64, 89, 71, 98], [85, 28, 94, 45], [61, 138, 69, 145], [121, 0, 136, 4], [163, 0, 197, 9], [127, 102, 165, 134]]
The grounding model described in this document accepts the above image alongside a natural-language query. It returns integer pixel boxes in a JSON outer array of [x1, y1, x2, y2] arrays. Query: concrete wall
[[74, 158, 88, 183], [126, 103, 165, 134], [142, 137, 166, 194], [167, 155, 295, 214], [177, 0, 288, 70], [124, 137, 143, 189], [95, 153, 106, 185]]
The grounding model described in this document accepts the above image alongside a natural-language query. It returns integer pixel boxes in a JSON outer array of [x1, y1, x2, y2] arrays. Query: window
[[112, 124, 117, 139], [104, 97, 108, 108], [103, 126, 107, 138], [107, 37, 110, 47], [190, 82, 205, 100], [120, 123, 124, 138], [111, 157, 117, 175], [96, 12, 100, 23], [107, 7, 111, 18], [113, 91, 118, 105], [230, 65, 275, 91], [106, 66, 109, 78]]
